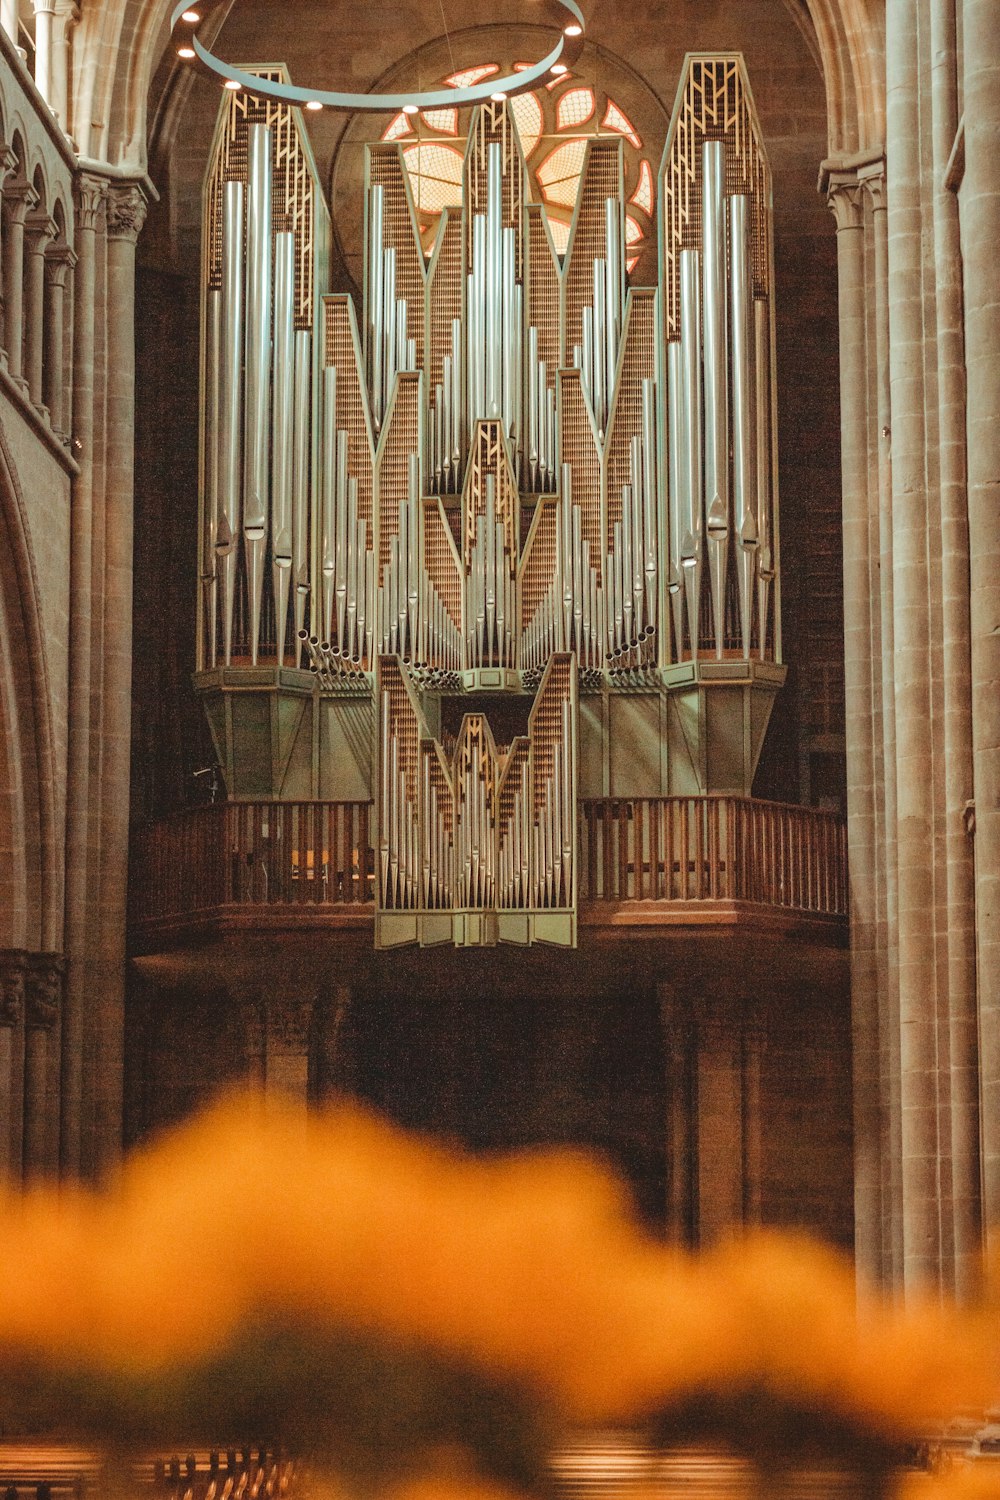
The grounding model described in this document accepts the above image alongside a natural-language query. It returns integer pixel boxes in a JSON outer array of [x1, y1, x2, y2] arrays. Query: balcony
[[128, 797, 847, 955]]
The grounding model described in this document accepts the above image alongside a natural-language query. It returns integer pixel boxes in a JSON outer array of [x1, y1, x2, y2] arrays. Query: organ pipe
[[218, 179, 245, 667], [702, 140, 729, 659], [243, 123, 273, 666]]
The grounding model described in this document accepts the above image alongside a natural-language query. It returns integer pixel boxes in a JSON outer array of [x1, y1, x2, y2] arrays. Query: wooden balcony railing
[[129, 796, 847, 932], [579, 797, 848, 915], [129, 801, 374, 925]]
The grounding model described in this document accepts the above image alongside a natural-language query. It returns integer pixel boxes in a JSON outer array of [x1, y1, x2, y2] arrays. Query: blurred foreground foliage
[[0, 1095, 996, 1498]]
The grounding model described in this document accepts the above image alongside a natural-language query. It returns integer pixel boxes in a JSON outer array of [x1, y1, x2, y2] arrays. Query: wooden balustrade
[[578, 796, 847, 916], [129, 801, 374, 923], [130, 796, 847, 932]]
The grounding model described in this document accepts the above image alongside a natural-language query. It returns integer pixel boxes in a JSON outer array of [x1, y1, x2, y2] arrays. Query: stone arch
[[0, 419, 59, 953], [71, 0, 884, 171]]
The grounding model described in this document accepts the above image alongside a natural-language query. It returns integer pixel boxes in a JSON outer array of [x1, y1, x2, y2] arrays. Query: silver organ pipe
[[203, 287, 221, 668], [666, 339, 684, 656], [755, 296, 774, 657], [370, 184, 385, 426], [292, 331, 312, 666], [680, 247, 703, 658], [218, 180, 244, 668], [320, 367, 337, 643], [730, 194, 758, 660], [243, 123, 273, 666], [271, 231, 296, 665], [702, 140, 729, 658]]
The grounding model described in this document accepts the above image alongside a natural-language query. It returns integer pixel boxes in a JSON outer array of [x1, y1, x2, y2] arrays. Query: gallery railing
[[129, 796, 847, 929]]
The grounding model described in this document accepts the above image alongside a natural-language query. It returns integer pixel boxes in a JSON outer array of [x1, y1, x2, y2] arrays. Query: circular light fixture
[[490, 92, 506, 102], [178, 46, 195, 58], [305, 100, 323, 111], [170, 0, 586, 113]]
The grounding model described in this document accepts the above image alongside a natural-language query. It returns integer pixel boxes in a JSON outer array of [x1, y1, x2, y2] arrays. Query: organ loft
[[192, 56, 786, 951]]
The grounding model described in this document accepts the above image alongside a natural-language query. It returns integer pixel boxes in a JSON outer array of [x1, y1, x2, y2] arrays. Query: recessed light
[[224, 79, 241, 90], [490, 91, 506, 102], [177, 46, 195, 59], [181, 9, 201, 21], [551, 62, 568, 74], [402, 103, 419, 115], [564, 23, 582, 35], [305, 100, 323, 111]]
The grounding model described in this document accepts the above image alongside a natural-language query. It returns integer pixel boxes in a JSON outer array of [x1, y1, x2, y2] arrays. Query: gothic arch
[[0, 420, 59, 953], [70, 0, 885, 171]]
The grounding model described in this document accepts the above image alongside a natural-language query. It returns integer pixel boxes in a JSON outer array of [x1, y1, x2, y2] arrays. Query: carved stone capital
[[826, 172, 864, 233], [75, 173, 106, 233], [3, 178, 39, 225], [858, 158, 887, 214], [105, 183, 148, 243], [25, 953, 64, 1030], [0, 950, 27, 1027], [0, 144, 18, 185], [25, 208, 57, 250], [45, 238, 76, 284]]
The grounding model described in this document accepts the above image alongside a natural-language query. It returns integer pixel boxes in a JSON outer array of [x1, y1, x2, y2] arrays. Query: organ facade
[[194, 54, 786, 950]]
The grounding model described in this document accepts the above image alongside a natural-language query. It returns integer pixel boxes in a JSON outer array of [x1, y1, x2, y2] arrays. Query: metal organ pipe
[[729, 194, 758, 659], [702, 140, 729, 658], [292, 331, 312, 666], [666, 338, 684, 656], [271, 231, 296, 666], [679, 247, 702, 658], [204, 288, 221, 668], [218, 179, 245, 667], [370, 184, 385, 426], [754, 297, 773, 657], [244, 123, 273, 666]]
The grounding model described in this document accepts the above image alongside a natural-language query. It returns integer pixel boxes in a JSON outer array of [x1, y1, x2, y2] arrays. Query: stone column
[[827, 171, 885, 1285], [49, 1, 76, 130], [24, 205, 55, 411], [22, 954, 63, 1180], [0, 0, 17, 43], [91, 184, 147, 1174], [962, 0, 1000, 1233], [693, 1002, 744, 1246], [264, 996, 314, 1112], [311, 982, 355, 1099], [2, 179, 38, 387], [31, 0, 55, 113], [0, 143, 19, 357], [742, 1011, 766, 1226], [0, 952, 25, 1183], [886, 0, 941, 1293], [928, 0, 981, 1300], [658, 983, 694, 1245], [61, 175, 103, 1177], [44, 241, 74, 436]]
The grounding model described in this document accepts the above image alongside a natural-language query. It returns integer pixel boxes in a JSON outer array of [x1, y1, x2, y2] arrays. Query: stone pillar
[[886, 0, 941, 1293], [694, 1003, 744, 1246], [2, 179, 38, 387], [827, 170, 885, 1285], [927, 0, 982, 1300], [742, 1012, 766, 1226], [61, 174, 103, 1177], [49, 1, 76, 130], [962, 0, 1000, 1234], [31, 0, 55, 113], [0, 0, 17, 43], [311, 982, 355, 1099], [22, 954, 63, 1180], [0, 143, 18, 357], [24, 205, 55, 411], [658, 983, 694, 1245], [0, 952, 25, 1183], [92, 183, 146, 1175], [264, 996, 314, 1113], [44, 241, 74, 436]]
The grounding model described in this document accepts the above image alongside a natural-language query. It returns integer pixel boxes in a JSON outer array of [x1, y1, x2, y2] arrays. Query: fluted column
[[963, 0, 1000, 1234], [92, 183, 146, 1174], [827, 171, 884, 1284], [44, 242, 74, 436], [0, 953, 25, 1183], [22, 955, 63, 1180], [886, 0, 941, 1293], [61, 174, 104, 1177], [3, 179, 38, 387], [24, 205, 55, 411]]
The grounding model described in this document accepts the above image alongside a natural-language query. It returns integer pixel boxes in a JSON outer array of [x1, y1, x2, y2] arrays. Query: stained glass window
[[402, 142, 465, 214], [601, 100, 641, 148], [556, 87, 595, 131]]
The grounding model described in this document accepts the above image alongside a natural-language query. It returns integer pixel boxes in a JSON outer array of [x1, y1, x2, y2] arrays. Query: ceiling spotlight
[[564, 23, 582, 34], [181, 8, 201, 20], [550, 62, 568, 74], [490, 91, 506, 101], [177, 45, 195, 58], [305, 100, 323, 111], [402, 103, 419, 115], [224, 78, 241, 90]]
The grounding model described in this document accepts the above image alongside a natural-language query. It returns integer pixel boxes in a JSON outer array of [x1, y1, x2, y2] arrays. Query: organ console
[[193, 55, 786, 948]]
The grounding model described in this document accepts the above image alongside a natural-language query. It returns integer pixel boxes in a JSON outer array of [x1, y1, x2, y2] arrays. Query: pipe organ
[[194, 54, 787, 949]]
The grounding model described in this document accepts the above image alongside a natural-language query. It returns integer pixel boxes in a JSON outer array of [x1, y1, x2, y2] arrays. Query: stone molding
[[826, 171, 865, 232], [74, 172, 105, 232]]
